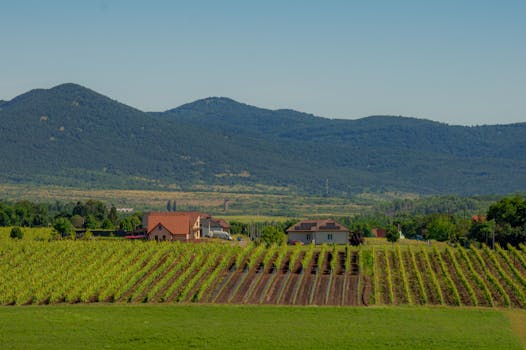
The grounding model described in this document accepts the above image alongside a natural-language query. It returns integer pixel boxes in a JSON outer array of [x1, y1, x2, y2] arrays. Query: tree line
[[0, 200, 142, 237]]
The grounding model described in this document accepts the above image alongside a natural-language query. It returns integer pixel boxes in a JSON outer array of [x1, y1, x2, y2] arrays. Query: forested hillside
[[1, 83, 526, 195]]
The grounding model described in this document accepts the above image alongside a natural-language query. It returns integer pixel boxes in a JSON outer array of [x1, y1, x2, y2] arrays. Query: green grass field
[[0, 305, 523, 349]]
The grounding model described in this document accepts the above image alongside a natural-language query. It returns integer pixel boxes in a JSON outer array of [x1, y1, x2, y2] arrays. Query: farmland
[[1, 240, 526, 308], [0, 183, 370, 217]]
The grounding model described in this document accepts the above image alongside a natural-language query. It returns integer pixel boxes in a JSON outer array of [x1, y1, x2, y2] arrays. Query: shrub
[[10, 227, 23, 239]]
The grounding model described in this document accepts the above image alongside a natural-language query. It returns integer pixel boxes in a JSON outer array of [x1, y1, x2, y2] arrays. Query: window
[[162, 235, 166, 241], [158, 225, 162, 230], [154, 235, 158, 241], [306, 234, 311, 241], [328, 233, 333, 241]]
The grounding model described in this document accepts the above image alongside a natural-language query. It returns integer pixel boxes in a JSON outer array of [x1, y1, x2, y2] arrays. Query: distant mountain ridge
[[1, 83, 525, 195]]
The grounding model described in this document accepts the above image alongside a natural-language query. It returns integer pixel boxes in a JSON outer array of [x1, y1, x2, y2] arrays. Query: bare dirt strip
[[294, 253, 318, 305], [326, 252, 346, 305], [343, 252, 360, 305], [230, 254, 267, 304], [313, 252, 331, 305]]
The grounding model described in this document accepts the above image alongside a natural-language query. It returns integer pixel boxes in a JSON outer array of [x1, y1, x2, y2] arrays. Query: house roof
[[286, 219, 349, 233], [200, 214, 231, 229], [145, 211, 201, 236]]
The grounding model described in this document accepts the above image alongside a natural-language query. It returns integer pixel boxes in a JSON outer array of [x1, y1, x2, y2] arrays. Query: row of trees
[[340, 196, 526, 247], [1, 200, 142, 236]]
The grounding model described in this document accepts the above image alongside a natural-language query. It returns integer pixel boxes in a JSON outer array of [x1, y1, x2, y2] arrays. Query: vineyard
[[1, 240, 526, 308]]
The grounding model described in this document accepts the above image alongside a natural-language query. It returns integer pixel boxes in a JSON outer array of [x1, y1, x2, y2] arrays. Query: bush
[[386, 225, 400, 243], [10, 227, 23, 239]]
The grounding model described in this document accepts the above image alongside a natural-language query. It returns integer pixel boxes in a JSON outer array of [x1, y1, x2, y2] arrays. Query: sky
[[1, 0, 525, 125]]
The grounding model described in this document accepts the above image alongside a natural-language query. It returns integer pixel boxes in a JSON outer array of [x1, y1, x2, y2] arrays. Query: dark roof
[[200, 214, 231, 229], [286, 219, 349, 233]]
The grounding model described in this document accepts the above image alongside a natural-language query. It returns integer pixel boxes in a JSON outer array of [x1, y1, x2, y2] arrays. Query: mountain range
[[1, 83, 525, 196]]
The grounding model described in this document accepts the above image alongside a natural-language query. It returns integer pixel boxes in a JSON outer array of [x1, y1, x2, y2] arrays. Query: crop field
[[0, 305, 524, 349], [1, 240, 526, 309], [0, 183, 369, 217]]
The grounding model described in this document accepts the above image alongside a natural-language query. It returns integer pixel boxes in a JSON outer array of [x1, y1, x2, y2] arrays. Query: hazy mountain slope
[[1, 84, 526, 195]]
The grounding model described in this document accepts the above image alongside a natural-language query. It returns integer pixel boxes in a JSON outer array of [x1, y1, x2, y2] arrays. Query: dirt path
[[505, 309, 526, 349]]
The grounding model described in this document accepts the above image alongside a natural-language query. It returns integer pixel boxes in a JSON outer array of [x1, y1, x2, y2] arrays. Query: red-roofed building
[[371, 228, 386, 238], [286, 219, 349, 245], [142, 212, 201, 241], [472, 215, 486, 222]]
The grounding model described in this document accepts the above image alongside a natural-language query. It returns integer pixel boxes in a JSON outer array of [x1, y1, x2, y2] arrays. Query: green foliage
[[119, 215, 141, 232], [70, 214, 85, 228], [84, 214, 98, 229], [488, 196, 526, 227], [53, 217, 75, 238], [229, 221, 248, 235], [108, 206, 118, 225], [385, 225, 400, 243], [469, 220, 493, 243], [101, 218, 114, 230], [259, 226, 285, 246], [469, 196, 526, 247], [0, 201, 51, 227], [426, 215, 455, 241], [10, 227, 23, 239]]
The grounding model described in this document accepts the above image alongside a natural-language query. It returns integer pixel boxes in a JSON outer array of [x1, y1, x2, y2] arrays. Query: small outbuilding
[[286, 219, 349, 245], [200, 214, 231, 237]]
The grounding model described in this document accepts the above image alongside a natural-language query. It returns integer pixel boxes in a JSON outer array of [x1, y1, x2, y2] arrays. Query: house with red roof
[[142, 212, 201, 241], [286, 219, 349, 245]]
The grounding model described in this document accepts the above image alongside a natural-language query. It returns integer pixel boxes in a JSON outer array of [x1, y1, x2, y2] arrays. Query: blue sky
[[1, 0, 525, 125]]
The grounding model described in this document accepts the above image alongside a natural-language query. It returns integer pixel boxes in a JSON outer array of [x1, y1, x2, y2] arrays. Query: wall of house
[[288, 232, 313, 245], [288, 231, 349, 245], [315, 231, 348, 244], [148, 225, 173, 241], [192, 216, 201, 240], [148, 226, 189, 241]]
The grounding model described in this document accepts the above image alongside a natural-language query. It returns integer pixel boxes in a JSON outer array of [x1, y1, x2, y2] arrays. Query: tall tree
[[108, 206, 118, 225]]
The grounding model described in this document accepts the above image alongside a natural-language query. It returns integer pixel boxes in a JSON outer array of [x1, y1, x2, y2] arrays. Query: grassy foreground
[[0, 305, 523, 349]]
